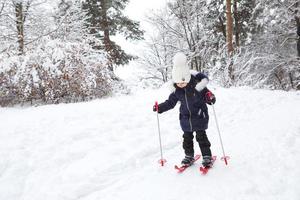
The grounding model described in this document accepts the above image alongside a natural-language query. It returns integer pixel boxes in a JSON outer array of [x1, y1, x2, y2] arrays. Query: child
[[153, 52, 216, 167]]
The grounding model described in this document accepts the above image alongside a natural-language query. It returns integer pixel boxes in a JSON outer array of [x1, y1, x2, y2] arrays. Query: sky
[[113, 0, 168, 55], [114, 0, 168, 80], [125, 0, 167, 21]]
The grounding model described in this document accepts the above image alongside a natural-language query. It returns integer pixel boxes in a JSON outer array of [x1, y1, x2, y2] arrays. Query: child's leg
[[196, 130, 212, 156], [182, 132, 194, 157]]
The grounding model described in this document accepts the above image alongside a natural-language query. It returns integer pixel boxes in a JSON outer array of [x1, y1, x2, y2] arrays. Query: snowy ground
[[0, 86, 300, 200]]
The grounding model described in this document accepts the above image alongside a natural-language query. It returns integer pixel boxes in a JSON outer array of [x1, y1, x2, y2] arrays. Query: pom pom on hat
[[172, 52, 191, 83]]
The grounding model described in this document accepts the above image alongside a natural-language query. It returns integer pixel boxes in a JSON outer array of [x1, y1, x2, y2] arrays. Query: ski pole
[[155, 101, 166, 166], [211, 103, 229, 165]]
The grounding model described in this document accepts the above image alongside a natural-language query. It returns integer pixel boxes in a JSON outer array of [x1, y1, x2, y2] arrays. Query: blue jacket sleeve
[[194, 72, 208, 81], [158, 93, 178, 113]]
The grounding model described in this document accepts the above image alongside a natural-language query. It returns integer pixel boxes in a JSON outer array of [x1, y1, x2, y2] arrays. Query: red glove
[[153, 102, 162, 113], [205, 91, 216, 105], [153, 104, 159, 112]]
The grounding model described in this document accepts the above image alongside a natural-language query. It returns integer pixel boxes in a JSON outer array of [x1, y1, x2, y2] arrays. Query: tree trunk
[[218, 16, 226, 39], [233, 0, 240, 47], [226, 0, 234, 83], [101, 0, 109, 49], [0, 2, 5, 16], [226, 0, 234, 54], [15, 2, 24, 55], [294, 2, 300, 58], [296, 16, 300, 57], [100, 0, 114, 71]]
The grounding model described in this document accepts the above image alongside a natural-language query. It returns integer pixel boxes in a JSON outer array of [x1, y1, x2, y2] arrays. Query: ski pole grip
[[155, 101, 159, 112]]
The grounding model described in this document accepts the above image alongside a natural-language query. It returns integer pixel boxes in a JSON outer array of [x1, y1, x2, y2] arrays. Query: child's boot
[[181, 155, 195, 166], [202, 155, 213, 167]]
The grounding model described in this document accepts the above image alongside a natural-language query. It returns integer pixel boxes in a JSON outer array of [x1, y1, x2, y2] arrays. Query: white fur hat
[[172, 52, 191, 83]]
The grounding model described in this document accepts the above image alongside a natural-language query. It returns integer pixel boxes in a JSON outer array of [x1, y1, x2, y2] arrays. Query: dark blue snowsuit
[[158, 72, 213, 157], [158, 73, 209, 132]]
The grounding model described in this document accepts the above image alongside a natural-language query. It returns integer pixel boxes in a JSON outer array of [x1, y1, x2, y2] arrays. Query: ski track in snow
[[0, 87, 300, 200]]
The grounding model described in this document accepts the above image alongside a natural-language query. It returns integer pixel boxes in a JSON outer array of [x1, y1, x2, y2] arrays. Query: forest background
[[0, 0, 299, 107]]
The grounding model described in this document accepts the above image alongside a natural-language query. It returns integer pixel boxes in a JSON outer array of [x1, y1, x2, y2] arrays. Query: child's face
[[176, 82, 188, 88]]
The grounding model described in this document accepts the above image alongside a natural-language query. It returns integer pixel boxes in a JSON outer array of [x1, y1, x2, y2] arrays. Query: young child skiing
[[153, 52, 216, 167]]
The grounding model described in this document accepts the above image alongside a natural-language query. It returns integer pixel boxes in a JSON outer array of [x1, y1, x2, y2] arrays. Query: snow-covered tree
[[0, 0, 118, 106], [145, 0, 224, 74], [234, 0, 300, 90], [142, 0, 299, 90], [82, 0, 144, 69], [0, 0, 55, 55]]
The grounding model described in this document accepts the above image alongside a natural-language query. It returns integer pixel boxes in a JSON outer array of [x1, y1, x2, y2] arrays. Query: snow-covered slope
[[0, 87, 299, 200]]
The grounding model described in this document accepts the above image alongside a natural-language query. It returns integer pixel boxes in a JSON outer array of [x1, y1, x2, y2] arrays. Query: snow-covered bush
[[0, 40, 114, 106]]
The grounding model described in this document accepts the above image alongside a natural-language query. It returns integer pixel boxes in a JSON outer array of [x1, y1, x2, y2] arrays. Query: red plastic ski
[[174, 155, 201, 173], [199, 156, 217, 175]]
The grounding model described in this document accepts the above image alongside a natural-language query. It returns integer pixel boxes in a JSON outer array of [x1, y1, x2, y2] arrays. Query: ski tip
[[175, 165, 185, 173], [199, 166, 209, 175], [199, 156, 216, 175]]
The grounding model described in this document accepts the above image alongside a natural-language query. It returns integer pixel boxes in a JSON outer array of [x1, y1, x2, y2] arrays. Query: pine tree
[[82, 0, 144, 69]]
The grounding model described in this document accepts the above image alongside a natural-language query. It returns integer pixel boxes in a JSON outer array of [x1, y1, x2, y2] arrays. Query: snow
[[0, 86, 300, 200]]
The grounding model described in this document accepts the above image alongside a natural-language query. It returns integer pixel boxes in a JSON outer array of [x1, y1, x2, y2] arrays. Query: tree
[[0, 0, 116, 106], [295, 2, 300, 57], [225, 0, 300, 90], [82, 0, 144, 69], [140, 0, 299, 90], [0, 1, 5, 16], [231, 1, 262, 47], [0, 0, 54, 55], [145, 0, 230, 82], [297, 16, 300, 57], [1, 0, 31, 55], [140, 9, 178, 83], [54, 0, 91, 43], [226, 0, 234, 54]]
